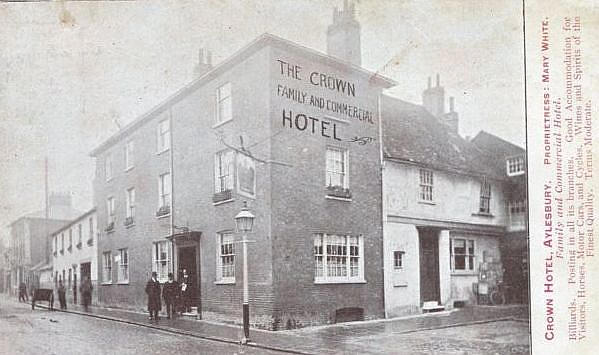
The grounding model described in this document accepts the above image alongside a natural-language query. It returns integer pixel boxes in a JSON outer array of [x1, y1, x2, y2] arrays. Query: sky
[[0, 0, 525, 243]]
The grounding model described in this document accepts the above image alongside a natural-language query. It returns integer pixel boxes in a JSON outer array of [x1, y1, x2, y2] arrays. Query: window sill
[[472, 212, 494, 218], [418, 200, 436, 205], [124, 222, 136, 229], [214, 280, 236, 285], [156, 213, 171, 219], [117, 281, 130, 285], [106, 229, 115, 234], [213, 198, 234, 206], [106, 177, 113, 183], [212, 118, 233, 129], [450, 272, 477, 276], [314, 279, 366, 284], [325, 195, 352, 202], [101, 282, 113, 285], [124, 166, 134, 172], [156, 148, 169, 156]]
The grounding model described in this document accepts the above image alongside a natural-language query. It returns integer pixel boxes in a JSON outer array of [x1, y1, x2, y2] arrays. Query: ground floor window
[[216, 232, 235, 282], [314, 233, 364, 283], [152, 241, 171, 283], [393, 250, 405, 269], [102, 251, 112, 283], [450, 238, 475, 271], [117, 248, 129, 283]]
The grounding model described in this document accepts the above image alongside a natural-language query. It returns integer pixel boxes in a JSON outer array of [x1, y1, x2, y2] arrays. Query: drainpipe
[[377, 92, 388, 319], [169, 108, 175, 279]]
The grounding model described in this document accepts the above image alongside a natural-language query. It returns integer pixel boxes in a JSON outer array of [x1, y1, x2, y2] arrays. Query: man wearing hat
[[145, 271, 162, 320]]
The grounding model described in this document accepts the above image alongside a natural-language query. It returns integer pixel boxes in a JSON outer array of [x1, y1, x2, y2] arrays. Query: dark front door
[[178, 246, 199, 308], [419, 230, 440, 304], [80, 262, 91, 280]]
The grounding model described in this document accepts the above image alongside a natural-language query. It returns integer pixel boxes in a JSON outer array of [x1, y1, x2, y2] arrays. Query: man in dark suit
[[162, 273, 178, 319], [145, 272, 162, 320]]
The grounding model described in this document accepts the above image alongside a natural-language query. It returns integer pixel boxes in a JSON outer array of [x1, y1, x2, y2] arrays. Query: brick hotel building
[[91, 2, 394, 328]]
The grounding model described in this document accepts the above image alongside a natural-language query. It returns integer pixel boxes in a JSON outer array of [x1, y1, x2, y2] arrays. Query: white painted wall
[[52, 211, 98, 289]]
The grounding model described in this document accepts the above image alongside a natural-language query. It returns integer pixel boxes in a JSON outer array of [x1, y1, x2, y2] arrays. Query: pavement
[[3, 294, 530, 354]]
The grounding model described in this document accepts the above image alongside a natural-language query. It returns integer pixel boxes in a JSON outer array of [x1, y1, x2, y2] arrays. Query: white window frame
[[152, 241, 172, 283], [506, 156, 525, 176], [68, 229, 73, 250], [479, 177, 491, 214], [126, 187, 136, 220], [77, 223, 82, 246], [419, 169, 434, 202], [158, 173, 171, 209], [325, 147, 349, 188], [214, 150, 235, 193], [60, 233, 64, 252], [393, 250, 405, 270], [216, 232, 235, 283], [88, 216, 94, 242], [102, 251, 112, 284], [117, 248, 129, 284], [313, 233, 365, 284], [157, 119, 170, 153], [106, 196, 115, 224], [450, 238, 476, 272], [215, 82, 232, 125], [125, 140, 134, 170], [105, 154, 113, 181]]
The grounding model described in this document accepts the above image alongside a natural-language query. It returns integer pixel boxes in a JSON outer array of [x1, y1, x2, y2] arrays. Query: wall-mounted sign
[[237, 153, 256, 198]]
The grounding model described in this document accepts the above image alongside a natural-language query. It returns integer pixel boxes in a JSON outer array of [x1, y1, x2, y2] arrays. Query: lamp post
[[234, 201, 255, 344]]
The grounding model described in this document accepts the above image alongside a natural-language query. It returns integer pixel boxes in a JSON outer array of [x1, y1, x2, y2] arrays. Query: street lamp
[[234, 201, 255, 344]]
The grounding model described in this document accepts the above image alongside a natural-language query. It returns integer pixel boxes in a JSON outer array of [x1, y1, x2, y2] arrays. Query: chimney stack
[[422, 74, 445, 117], [194, 48, 213, 77], [443, 96, 459, 134], [326, 0, 361, 66]]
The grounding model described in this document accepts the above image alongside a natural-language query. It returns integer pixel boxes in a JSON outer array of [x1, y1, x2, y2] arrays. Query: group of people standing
[[145, 269, 193, 321], [56, 276, 93, 311]]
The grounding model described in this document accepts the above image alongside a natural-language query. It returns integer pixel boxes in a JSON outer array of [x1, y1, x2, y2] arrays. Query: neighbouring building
[[51, 208, 98, 304], [91, 1, 395, 328], [471, 131, 528, 304], [380, 81, 527, 317], [7, 193, 82, 295]]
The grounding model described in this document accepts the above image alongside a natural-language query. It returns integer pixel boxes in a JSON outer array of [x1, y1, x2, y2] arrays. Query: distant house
[[7, 193, 82, 295], [380, 79, 527, 316], [51, 208, 98, 304]]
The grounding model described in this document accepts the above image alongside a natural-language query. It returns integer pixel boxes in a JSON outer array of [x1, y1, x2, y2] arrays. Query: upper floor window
[[88, 216, 95, 245], [106, 196, 115, 226], [450, 238, 475, 271], [157, 119, 170, 153], [419, 169, 434, 202], [105, 154, 113, 181], [77, 223, 82, 247], [393, 251, 405, 269], [506, 156, 525, 176], [214, 150, 234, 194], [314, 233, 364, 283], [508, 200, 527, 215], [60, 233, 65, 253], [216, 232, 235, 283], [216, 83, 232, 125], [326, 147, 349, 187], [479, 177, 492, 214], [125, 140, 134, 170], [158, 173, 171, 210], [126, 188, 136, 220], [68, 230, 73, 251]]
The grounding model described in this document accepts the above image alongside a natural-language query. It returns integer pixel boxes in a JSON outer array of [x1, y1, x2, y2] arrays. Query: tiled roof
[[381, 95, 505, 180]]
